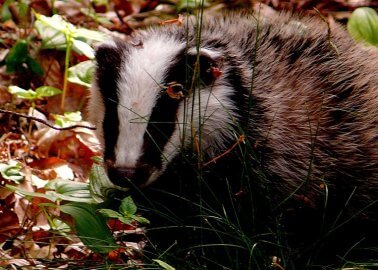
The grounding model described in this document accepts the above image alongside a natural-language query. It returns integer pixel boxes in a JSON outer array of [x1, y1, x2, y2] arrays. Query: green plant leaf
[[35, 86, 62, 98], [35, 13, 108, 54], [8, 85, 37, 100], [35, 13, 70, 33], [27, 56, 44, 76], [1, 0, 13, 22], [74, 28, 108, 42], [89, 159, 129, 202], [51, 218, 71, 236], [347, 7, 378, 46], [0, 163, 24, 183], [98, 209, 122, 219], [8, 85, 61, 100], [153, 259, 176, 270], [72, 39, 95, 59], [132, 216, 150, 225], [120, 196, 137, 216], [118, 216, 133, 225], [68, 60, 94, 87], [60, 202, 118, 253], [54, 111, 82, 128], [35, 14, 73, 50], [6, 184, 57, 202], [5, 40, 28, 73], [45, 179, 96, 203]]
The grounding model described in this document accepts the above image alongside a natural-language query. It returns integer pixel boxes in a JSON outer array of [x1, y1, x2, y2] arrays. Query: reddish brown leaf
[[0, 208, 20, 243], [32, 229, 51, 246], [108, 219, 135, 231]]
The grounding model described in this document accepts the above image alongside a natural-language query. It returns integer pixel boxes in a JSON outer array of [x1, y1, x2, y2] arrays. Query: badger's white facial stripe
[[114, 36, 185, 168]]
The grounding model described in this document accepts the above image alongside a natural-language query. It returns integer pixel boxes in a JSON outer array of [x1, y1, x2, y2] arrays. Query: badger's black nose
[[106, 166, 137, 187], [106, 163, 152, 188]]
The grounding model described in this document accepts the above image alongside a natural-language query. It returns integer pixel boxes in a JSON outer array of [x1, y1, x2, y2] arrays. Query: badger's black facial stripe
[[138, 52, 191, 168], [141, 94, 180, 168], [95, 41, 127, 161]]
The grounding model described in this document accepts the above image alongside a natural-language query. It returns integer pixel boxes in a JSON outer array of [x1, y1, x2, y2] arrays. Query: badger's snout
[[106, 161, 154, 188]]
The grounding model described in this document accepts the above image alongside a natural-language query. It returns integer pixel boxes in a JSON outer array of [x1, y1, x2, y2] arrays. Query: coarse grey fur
[[89, 12, 378, 221]]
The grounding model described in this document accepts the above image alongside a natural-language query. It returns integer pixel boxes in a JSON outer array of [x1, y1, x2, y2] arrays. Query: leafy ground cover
[[0, 0, 377, 269]]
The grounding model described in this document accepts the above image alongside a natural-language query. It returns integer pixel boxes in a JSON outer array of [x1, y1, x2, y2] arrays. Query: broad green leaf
[[35, 13, 71, 33], [120, 196, 137, 216], [74, 28, 108, 42], [45, 191, 96, 203], [60, 202, 118, 253], [35, 86, 62, 98], [72, 39, 95, 59], [35, 13, 107, 53], [68, 60, 94, 87], [8, 86, 36, 100], [153, 259, 176, 270], [6, 184, 57, 202], [347, 7, 378, 46], [0, 163, 24, 183], [98, 209, 122, 219], [45, 179, 96, 203], [34, 14, 69, 50]]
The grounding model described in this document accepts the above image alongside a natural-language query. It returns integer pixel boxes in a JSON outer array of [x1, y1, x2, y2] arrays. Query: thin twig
[[0, 108, 96, 131], [203, 135, 245, 167]]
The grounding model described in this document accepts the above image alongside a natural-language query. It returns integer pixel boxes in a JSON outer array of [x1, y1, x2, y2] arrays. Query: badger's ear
[[186, 47, 223, 86]]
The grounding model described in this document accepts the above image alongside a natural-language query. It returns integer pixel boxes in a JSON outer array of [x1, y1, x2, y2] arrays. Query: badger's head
[[89, 25, 248, 188]]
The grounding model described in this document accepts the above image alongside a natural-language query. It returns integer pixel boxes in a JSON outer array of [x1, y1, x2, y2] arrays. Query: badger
[[89, 12, 377, 266]]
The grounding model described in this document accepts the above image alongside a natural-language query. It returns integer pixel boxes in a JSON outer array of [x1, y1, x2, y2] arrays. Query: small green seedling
[[8, 85, 62, 105], [99, 196, 150, 226], [34, 13, 107, 109], [53, 111, 82, 128]]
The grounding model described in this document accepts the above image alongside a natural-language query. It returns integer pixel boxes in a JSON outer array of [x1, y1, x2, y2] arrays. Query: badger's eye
[[169, 83, 184, 93], [164, 82, 185, 100]]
